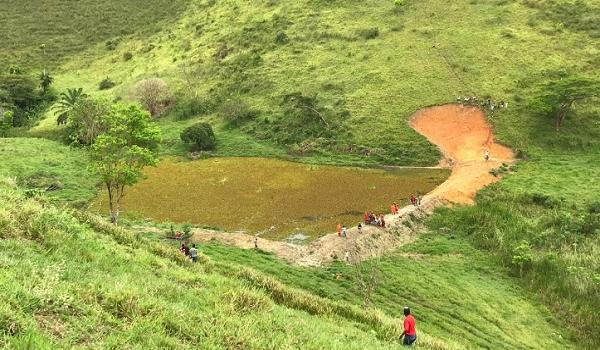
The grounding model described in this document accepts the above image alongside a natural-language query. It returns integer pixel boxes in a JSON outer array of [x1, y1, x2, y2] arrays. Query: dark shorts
[[403, 334, 416, 346], [191, 256, 198, 262]]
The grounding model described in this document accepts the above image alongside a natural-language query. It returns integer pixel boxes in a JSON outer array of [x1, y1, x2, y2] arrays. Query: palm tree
[[52, 88, 88, 125], [39, 70, 53, 93]]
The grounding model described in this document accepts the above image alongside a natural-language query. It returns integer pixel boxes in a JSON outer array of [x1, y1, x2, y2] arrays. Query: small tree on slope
[[90, 103, 161, 224], [531, 76, 600, 132]]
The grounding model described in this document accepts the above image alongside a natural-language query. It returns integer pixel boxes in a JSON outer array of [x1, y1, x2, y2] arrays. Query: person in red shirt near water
[[401, 306, 417, 346]]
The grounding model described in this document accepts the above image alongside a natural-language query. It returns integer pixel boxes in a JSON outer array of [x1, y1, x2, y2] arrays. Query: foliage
[[218, 97, 255, 126], [65, 98, 111, 145], [0, 111, 14, 137], [52, 88, 88, 125], [90, 103, 161, 224], [131, 77, 174, 118], [530, 76, 600, 132], [38, 70, 53, 93], [98, 77, 116, 90], [512, 240, 533, 276], [180, 122, 216, 151], [0, 72, 42, 127], [170, 96, 213, 121], [123, 51, 133, 61], [358, 27, 380, 40]]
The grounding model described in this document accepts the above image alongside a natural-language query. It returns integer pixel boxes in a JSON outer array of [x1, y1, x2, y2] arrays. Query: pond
[[94, 157, 450, 241]]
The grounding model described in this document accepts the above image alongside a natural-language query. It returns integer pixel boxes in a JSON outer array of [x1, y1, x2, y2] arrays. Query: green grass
[[427, 178, 600, 349], [0, 179, 463, 349], [0, 138, 98, 204], [188, 234, 572, 349], [0, 0, 188, 68]]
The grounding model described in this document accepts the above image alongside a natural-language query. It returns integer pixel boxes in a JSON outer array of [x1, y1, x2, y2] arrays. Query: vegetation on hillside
[[0, 179, 463, 349]]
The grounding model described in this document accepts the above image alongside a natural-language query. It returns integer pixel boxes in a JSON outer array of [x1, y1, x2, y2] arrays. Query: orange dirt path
[[167, 104, 514, 266]]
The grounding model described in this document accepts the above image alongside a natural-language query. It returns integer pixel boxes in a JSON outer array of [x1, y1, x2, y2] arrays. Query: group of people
[[363, 212, 386, 228], [179, 243, 199, 262], [456, 96, 509, 113], [410, 194, 422, 207]]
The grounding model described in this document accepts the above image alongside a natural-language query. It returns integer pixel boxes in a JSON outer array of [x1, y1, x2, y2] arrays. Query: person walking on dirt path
[[337, 223, 342, 237], [189, 244, 199, 262], [342, 225, 347, 238], [401, 306, 417, 346], [394, 202, 399, 215], [380, 215, 386, 228], [345, 251, 350, 263], [417, 194, 422, 206], [410, 195, 417, 206], [254, 236, 258, 249], [358, 223, 363, 234], [484, 150, 490, 161]]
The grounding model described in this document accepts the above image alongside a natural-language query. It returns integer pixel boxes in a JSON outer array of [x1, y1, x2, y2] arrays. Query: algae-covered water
[[95, 158, 449, 240]]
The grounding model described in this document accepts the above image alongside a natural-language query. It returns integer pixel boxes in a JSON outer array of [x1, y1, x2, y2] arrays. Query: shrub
[[123, 51, 133, 61], [180, 122, 216, 151], [358, 27, 379, 40], [512, 240, 533, 276], [275, 31, 289, 45], [218, 98, 254, 125], [131, 78, 174, 118], [0, 111, 14, 137], [171, 97, 213, 121], [98, 77, 116, 90]]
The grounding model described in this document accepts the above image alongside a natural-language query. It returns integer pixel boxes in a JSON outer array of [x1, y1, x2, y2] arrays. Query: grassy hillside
[[0, 0, 188, 69], [188, 237, 573, 349], [1, 0, 599, 348], [34, 0, 597, 165], [0, 179, 466, 349], [0, 138, 98, 204]]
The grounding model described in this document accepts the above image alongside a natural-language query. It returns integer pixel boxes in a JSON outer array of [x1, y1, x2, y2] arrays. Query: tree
[[66, 98, 110, 145], [532, 76, 600, 132], [351, 253, 382, 309], [39, 70, 53, 93], [180, 122, 216, 150], [90, 104, 161, 224], [53, 88, 88, 125], [131, 78, 174, 118]]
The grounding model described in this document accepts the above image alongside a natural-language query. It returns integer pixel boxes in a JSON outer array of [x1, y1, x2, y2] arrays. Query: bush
[[123, 52, 133, 61], [0, 111, 14, 137], [218, 98, 254, 125], [171, 98, 213, 121], [180, 122, 216, 150], [98, 77, 116, 90], [131, 78, 174, 118], [358, 27, 379, 40]]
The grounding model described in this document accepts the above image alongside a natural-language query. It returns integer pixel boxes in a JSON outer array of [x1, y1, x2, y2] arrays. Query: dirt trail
[[187, 104, 514, 266]]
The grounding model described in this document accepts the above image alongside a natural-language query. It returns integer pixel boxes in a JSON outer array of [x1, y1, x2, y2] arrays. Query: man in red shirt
[[401, 306, 417, 346]]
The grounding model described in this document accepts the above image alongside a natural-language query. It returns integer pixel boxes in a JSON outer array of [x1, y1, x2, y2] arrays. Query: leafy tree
[[53, 88, 88, 125], [0, 111, 14, 137], [90, 104, 161, 224], [39, 70, 53, 93], [180, 122, 216, 150], [131, 78, 174, 118], [66, 98, 110, 145], [532, 76, 600, 132]]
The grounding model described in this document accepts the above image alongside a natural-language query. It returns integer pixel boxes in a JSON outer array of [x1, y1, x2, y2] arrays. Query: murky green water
[[95, 157, 449, 240]]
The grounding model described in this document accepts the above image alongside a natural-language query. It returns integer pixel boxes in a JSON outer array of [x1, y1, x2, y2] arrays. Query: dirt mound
[[185, 104, 514, 266]]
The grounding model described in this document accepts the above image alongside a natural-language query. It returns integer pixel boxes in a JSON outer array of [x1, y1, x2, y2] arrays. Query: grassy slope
[[1, 0, 599, 348], [0, 138, 98, 204], [190, 236, 573, 349], [0, 180, 463, 350], [42, 0, 599, 163], [0, 0, 188, 69]]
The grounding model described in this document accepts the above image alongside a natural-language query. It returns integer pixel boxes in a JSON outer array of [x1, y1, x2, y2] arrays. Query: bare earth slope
[[182, 104, 514, 266]]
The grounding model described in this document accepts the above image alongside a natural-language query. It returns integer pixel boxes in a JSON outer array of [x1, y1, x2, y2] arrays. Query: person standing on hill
[[342, 225, 347, 238], [401, 306, 417, 346], [189, 244, 199, 262], [358, 223, 363, 234], [337, 223, 342, 237], [484, 150, 490, 161]]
